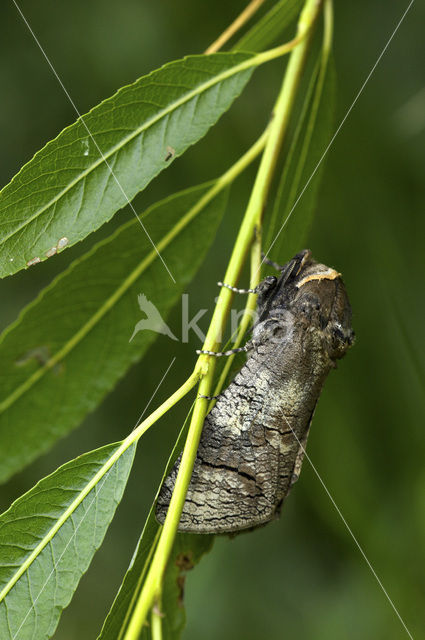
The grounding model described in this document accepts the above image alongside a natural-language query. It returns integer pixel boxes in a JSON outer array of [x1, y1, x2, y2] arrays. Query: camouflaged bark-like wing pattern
[[156, 249, 354, 534]]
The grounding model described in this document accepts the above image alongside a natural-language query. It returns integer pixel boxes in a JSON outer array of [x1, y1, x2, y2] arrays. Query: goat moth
[[156, 249, 354, 534]]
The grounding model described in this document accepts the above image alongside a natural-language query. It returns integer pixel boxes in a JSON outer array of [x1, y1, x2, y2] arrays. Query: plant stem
[[264, 0, 333, 257], [0, 25, 306, 415], [0, 103, 279, 605], [209, 224, 263, 407], [215, 0, 332, 400], [0, 370, 202, 603], [123, 1, 323, 638], [205, 0, 267, 54], [323, 0, 333, 57], [0, 126, 268, 417], [151, 602, 163, 640]]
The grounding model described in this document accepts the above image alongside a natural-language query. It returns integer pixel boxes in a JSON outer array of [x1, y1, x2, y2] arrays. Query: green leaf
[[0, 441, 136, 640], [0, 52, 254, 278], [234, 0, 302, 53], [99, 409, 213, 640], [264, 54, 336, 260], [0, 182, 228, 483]]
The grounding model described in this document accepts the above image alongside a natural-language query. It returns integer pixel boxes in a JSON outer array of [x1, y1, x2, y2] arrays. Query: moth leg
[[198, 393, 219, 400], [217, 281, 257, 295], [261, 251, 284, 271], [196, 346, 248, 357]]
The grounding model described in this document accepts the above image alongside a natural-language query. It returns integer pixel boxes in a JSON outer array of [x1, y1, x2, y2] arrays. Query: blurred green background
[[0, 1, 424, 638]]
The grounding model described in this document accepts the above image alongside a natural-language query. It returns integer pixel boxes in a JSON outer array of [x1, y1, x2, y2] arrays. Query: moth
[[156, 249, 354, 534]]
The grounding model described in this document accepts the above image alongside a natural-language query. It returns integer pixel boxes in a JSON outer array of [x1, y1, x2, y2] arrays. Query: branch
[[205, 0, 267, 54], [122, 1, 325, 637]]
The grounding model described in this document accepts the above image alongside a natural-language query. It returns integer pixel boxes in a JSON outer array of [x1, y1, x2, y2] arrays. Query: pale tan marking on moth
[[156, 250, 354, 534], [296, 268, 341, 289]]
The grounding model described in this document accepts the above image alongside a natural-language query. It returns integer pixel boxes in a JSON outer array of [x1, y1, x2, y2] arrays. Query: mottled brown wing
[[155, 351, 312, 534], [156, 251, 354, 534]]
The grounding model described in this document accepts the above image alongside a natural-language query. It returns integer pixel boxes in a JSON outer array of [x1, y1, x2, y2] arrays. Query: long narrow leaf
[[0, 52, 254, 277], [0, 183, 228, 483], [0, 442, 136, 640], [264, 59, 320, 249], [264, 55, 336, 260], [154, 533, 214, 639], [99, 408, 213, 640]]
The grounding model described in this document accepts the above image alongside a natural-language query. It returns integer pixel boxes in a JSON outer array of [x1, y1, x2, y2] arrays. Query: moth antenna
[[196, 346, 247, 357], [156, 251, 353, 534], [217, 281, 257, 294]]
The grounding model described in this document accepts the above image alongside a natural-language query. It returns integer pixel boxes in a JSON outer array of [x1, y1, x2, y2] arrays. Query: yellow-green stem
[[0, 370, 201, 604], [123, 1, 323, 638], [205, 0, 267, 54], [151, 602, 163, 640], [209, 225, 263, 408]]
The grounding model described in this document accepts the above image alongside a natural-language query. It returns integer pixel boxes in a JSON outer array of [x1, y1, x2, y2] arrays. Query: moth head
[[260, 249, 354, 360], [292, 250, 354, 360]]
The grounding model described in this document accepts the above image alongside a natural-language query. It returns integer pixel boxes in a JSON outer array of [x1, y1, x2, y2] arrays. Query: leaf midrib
[[0, 53, 253, 247], [0, 183, 217, 415], [0, 441, 133, 603]]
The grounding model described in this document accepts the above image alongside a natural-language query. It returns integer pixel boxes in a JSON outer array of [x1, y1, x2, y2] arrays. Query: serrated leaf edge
[[0, 441, 136, 603]]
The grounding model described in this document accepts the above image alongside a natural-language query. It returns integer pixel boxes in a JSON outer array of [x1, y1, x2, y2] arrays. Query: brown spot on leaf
[[46, 246, 57, 258], [165, 145, 175, 161], [15, 346, 50, 367], [175, 551, 194, 572], [57, 237, 69, 250], [175, 551, 195, 608], [26, 257, 41, 267], [176, 575, 186, 608], [15, 346, 64, 376]]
